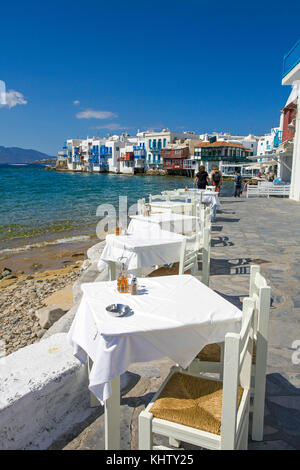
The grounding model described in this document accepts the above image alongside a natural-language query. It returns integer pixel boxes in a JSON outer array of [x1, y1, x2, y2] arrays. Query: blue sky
[[0, 0, 299, 155]]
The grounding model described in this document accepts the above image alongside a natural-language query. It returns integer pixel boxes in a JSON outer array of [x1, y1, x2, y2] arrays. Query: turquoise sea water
[[0, 164, 232, 252]]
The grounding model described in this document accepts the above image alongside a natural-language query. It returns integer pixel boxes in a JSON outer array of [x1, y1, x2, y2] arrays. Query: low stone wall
[[0, 240, 150, 449], [0, 333, 93, 450], [0, 241, 110, 450]]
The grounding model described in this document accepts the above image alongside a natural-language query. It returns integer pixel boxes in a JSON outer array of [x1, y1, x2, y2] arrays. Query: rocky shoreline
[[0, 238, 107, 357], [0, 264, 82, 356]]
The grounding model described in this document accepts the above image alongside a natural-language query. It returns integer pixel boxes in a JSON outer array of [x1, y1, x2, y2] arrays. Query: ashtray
[[105, 304, 132, 317]]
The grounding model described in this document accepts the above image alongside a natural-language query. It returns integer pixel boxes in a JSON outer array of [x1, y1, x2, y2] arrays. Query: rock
[[31, 263, 42, 271], [35, 306, 66, 329], [17, 270, 24, 275], [44, 285, 74, 312], [36, 329, 47, 338], [26, 275, 34, 280], [1, 267, 12, 278], [42, 303, 79, 339]]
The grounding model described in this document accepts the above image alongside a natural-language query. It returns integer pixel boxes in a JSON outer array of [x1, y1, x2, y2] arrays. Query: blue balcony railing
[[283, 39, 300, 78]]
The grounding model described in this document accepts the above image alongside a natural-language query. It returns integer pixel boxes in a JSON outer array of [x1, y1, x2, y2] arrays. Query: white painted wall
[[290, 83, 300, 201], [0, 333, 93, 450]]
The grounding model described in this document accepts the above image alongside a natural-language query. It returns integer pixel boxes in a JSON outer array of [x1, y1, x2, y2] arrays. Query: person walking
[[234, 170, 243, 197], [194, 165, 209, 189], [210, 165, 223, 195]]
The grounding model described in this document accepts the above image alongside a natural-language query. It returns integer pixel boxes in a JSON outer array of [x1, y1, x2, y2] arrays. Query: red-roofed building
[[193, 140, 252, 171]]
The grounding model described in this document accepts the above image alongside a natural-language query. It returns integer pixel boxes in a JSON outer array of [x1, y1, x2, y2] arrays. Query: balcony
[[161, 147, 189, 159], [282, 39, 300, 85]]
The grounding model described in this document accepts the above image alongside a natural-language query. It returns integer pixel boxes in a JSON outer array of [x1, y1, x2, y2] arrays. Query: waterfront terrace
[[53, 196, 300, 450]]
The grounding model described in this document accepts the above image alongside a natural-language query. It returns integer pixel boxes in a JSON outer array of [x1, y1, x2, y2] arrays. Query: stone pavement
[[58, 196, 300, 450]]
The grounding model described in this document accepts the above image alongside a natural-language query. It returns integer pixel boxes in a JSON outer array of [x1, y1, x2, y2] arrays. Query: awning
[[260, 160, 278, 167], [245, 160, 278, 170], [245, 164, 261, 170]]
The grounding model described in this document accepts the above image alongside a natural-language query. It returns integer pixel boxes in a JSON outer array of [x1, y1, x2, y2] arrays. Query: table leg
[[105, 375, 121, 450], [108, 261, 117, 281]]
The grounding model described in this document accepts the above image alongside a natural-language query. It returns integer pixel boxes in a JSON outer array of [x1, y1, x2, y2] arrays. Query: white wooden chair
[[206, 185, 216, 192], [178, 234, 199, 275], [139, 298, 255, 450], [195, 227, 211, 286], [189, 265, 271, 441], [193, 204, 211, 286]]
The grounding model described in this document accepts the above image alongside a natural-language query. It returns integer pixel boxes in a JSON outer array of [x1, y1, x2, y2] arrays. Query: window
[[158, 139, 162, 149], [163, 138, 167, 147], [149, 139, 152, 148], [153, 139, 156, 148]]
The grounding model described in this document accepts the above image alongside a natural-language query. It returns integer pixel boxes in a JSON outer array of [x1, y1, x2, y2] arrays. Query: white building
[[256, 128, 282, 158], [60, 132, 146, 174], [144, 129, 199, 169], [282, 39, 300, 201], [198, 132, 259, 155]]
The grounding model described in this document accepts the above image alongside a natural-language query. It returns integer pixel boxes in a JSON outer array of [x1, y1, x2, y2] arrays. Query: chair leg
[[240, 404, 250, 450], [251, 376, 266, 441], [139, 411, 153, 450], [219, 343, 225, 380], [252, 347, 267, 441]]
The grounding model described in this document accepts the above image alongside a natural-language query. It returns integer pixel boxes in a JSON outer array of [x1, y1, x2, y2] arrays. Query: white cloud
[[76, 109, 117, 119], [73, 100, 80, 105], [0, 89, 27, 108]]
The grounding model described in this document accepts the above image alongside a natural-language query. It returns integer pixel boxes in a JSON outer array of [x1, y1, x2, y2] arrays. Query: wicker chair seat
[[150, 372, 243, 435]]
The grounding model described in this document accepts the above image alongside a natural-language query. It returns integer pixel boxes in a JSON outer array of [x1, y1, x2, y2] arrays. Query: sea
[[0, 164, 232, 255]]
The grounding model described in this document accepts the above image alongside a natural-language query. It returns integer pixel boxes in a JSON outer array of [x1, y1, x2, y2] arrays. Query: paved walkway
[[60, 196, 300, 450]]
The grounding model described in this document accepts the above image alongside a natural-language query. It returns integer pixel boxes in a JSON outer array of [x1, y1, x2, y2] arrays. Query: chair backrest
[[137, 198, 146, 215], [178, 233, 199, 275], [249, 265, 271, 340], [161, 190, 179, 197], [221, 297, 255, 449], [149, 194, 170, 203], [168, 194, 189, 203], [206, 186, 216, 192]]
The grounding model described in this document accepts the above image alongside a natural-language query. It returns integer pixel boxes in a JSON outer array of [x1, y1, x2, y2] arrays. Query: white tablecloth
[[128, 213, 200, 236], [98, 230, 185, 272], [68, 275, 242, 403], [177, 189, 220, 209]]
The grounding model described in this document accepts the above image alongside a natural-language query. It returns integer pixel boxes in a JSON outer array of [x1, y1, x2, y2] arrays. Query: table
[[68, 275, 242, 449], [149, 200, 193, 215], [177, 189, 220, 221], [128, 213, 200, 236], [98, 230, 185, 278]]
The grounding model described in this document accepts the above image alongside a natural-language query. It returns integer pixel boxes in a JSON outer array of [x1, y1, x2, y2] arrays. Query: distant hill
[[0, 146, 54, 164]]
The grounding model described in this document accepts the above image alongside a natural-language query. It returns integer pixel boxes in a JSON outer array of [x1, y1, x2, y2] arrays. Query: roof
[[194, 140, 247, 149]]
